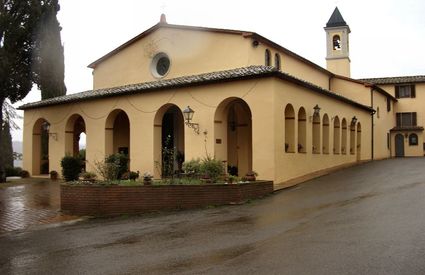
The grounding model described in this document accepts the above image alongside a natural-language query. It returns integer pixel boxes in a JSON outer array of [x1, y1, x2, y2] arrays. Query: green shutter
[[411, 85, 416, 98], [395, 86, 400, 98]]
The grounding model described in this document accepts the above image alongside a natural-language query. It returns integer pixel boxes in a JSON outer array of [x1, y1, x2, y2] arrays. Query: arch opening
[[356, 122, 362, 161], [297, 107, 306, 153], [341, 118, 347, 155], [65, 114, 87, 172], [322, 114, 330, 154], [105, 109, 130, 161], [154, 104, 185, 178], [312, 113, 321, 154], [333, 116, 340, 154], [284, 104, 295, 153], [32, 118, 50, 175], [214, 98, 252, 177]]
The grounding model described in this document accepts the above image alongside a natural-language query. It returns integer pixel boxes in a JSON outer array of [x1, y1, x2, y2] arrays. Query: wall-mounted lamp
[[42, 122, 58, 140], [182, 106, 200, 135], [313, 104, 321, 116], [351, 116, 358, 125]]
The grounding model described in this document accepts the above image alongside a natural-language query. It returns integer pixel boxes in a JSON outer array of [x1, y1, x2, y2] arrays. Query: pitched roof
[[326, 7, 348, 28], [19, 66, 373, 113], [359, 75, 425, 85]]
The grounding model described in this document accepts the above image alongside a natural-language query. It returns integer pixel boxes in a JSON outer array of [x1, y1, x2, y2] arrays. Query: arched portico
[[153, 104, 185, 178], [214, 97, 252, 176]]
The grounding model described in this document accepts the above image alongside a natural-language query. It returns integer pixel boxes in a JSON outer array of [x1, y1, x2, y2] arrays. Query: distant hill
[[13, 141, 23, 168]]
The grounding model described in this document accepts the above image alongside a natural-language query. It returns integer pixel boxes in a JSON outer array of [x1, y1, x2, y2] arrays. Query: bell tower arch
[[324, 7, 351, 77]]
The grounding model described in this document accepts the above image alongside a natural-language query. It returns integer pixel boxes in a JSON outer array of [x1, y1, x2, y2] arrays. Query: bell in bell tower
[[324, 7, 351, 77]]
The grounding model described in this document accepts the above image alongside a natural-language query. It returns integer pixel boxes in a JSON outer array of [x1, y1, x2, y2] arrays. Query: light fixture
[[351, 116, 358, 125], [182, 106, 200, 134], [42, 121, 58, 140], [313, 104, 321, 116]]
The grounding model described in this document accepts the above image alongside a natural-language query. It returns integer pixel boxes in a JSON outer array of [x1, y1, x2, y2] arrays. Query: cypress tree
[[34, 0, 66, 99], [0, 0, 39, 182], [1, 120, 14, 169]]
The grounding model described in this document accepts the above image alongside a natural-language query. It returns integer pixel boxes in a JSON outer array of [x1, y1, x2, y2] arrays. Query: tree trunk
[[0, 98, 5, 183]]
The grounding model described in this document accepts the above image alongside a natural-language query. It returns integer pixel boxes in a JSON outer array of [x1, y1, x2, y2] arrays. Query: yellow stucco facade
[[21, 11, 425, 188]]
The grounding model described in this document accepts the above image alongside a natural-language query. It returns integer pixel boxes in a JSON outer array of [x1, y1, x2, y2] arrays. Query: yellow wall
[[330, 77, 370, 106], [273, 80, 371, 185], [372, 91, 394, 159], [93, 28, 253, 89], [327, 58, 350, 78]]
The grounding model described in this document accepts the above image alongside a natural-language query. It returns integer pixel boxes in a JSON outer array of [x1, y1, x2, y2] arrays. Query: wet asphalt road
[[1, 158, 425, 274]]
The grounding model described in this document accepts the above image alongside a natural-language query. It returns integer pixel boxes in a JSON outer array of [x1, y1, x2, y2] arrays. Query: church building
[[20, 8, 425, 188]]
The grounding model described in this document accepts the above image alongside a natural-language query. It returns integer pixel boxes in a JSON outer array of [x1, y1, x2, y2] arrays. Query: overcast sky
[[12, 0, 425, 141]]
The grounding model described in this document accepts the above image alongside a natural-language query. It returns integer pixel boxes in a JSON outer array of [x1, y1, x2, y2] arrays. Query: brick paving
[[0, 178, 78, 234]]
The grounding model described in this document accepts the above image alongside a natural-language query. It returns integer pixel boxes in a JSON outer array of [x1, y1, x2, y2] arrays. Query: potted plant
[[200, 173, 212, 184], [244, 171, 258, 181], [81, 172, 97, 183], [143, 172, 153, 185], [50, 170, 58, 181], [298, 144, 303, 152]]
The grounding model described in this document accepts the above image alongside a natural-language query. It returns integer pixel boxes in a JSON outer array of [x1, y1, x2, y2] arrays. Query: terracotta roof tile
[[19, 66, 373, 113], [360, 75, 425, 85]]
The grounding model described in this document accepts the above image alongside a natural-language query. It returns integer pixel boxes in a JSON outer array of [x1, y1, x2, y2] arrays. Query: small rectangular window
[[395, 85, 415, 98]]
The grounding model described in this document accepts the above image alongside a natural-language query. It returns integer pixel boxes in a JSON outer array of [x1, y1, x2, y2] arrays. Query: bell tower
[[324, 7, 351, 77]]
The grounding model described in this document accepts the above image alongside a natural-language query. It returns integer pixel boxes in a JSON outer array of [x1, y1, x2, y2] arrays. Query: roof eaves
[[20, 66, 372, 113]]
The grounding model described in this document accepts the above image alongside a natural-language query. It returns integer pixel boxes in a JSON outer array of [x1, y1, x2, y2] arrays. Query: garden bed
[[60, 181, 273, 216]]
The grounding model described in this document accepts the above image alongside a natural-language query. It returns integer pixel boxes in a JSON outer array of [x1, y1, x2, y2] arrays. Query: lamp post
[[351, 116, 358, 125], [182, 106, 200, 134], [313, 104, 321, 116]]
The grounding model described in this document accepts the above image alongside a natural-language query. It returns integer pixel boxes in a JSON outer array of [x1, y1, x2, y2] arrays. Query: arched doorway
[[214, 98, 252, 177], [154, 104, 185, 178], [105, 109, 130, 157], [32, 118, 50, 175], [65, 114, 86, 171], [395, 134, 404, 157]]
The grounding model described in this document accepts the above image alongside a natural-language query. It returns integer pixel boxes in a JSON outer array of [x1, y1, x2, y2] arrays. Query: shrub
[[81, 171, 97, 182], [94, 158, 120, 181], [200, 157, 224, 183], [105, 153, 129, 179], [20, 170, 30, 178], [121, 171, 139, 181], [61, 155, 82, 182], [183, 158, 201, 177], [5, 166, 22, 177]]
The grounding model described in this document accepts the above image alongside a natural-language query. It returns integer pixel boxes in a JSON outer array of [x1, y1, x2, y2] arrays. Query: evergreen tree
[[34, 0, 66, 99], [1, 120, 14, 169], [0, 0, 39, 182]]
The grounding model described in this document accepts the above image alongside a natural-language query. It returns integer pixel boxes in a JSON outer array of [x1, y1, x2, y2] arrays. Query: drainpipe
[[370, 87, 375, 160]]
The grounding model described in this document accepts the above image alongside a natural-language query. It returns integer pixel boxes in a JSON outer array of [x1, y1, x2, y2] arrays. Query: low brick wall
[[61, 181, 273, 216]]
